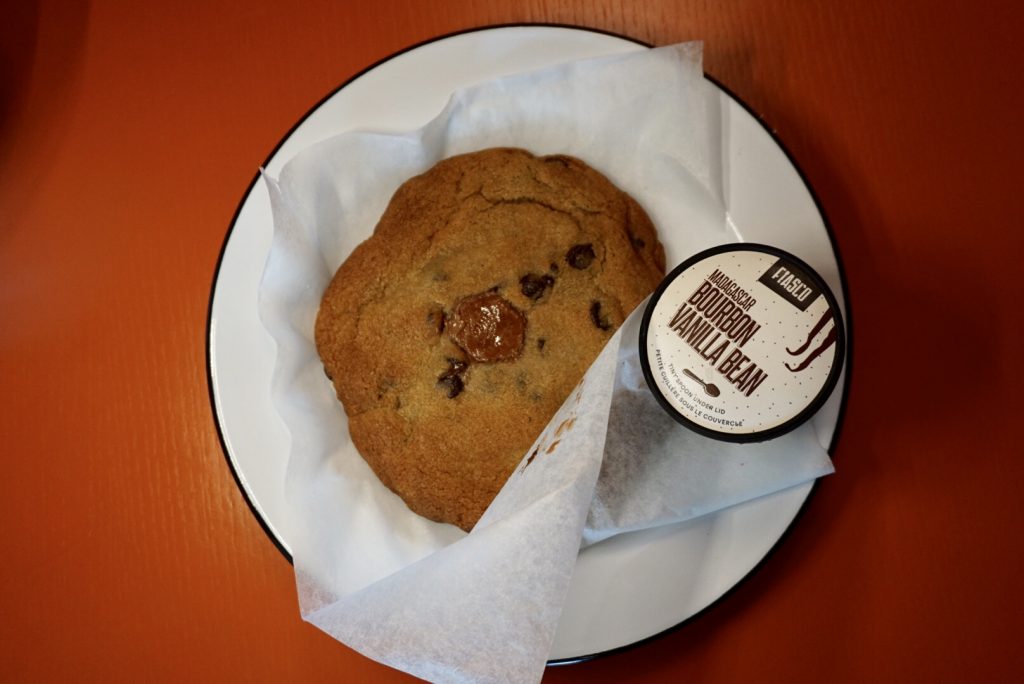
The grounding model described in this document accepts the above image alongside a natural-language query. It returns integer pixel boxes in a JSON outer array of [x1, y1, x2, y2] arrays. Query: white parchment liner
[[258, 43, 834, 684]]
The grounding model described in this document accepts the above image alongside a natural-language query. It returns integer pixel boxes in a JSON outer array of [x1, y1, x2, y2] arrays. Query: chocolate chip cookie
[[315, 148, 665, 531]]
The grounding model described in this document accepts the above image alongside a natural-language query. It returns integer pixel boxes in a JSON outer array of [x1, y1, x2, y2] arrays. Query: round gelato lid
[[639, 243, 846, 443]]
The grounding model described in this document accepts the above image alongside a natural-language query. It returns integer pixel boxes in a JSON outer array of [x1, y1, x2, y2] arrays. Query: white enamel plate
[[208, 26, 848, 662]]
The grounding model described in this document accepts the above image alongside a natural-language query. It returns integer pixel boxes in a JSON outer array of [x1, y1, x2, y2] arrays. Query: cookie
[[315, 148, 665, 531]]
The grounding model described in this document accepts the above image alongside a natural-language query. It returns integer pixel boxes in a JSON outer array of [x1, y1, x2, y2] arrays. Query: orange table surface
[[2, 1, 1022, 681]]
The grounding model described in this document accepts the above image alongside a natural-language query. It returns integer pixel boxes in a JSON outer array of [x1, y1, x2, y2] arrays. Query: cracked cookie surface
[[315, 148, 665, 531]]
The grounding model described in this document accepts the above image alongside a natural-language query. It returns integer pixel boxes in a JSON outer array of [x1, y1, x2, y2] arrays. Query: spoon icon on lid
[[683, 368, 721, 397]]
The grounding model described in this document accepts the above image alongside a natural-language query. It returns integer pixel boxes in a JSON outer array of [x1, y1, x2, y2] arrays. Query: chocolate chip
[[447, 357, 468, 374], [549, 262, 559, 272], [520, 273, 555, 300], [590, 301, 611, 331], [426, 307, 446, 335], [631, 236, 646, 249], [437, 373, 464, 398], [537, 338, 546, 350], [437, 357, 468, 398], [566, 244, 596, 269]]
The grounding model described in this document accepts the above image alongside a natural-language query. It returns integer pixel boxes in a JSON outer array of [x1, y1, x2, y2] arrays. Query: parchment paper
[[258, 43, 834, 683]]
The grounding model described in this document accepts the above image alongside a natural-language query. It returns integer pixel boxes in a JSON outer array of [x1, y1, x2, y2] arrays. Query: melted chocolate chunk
[[590, 301, 612, 331], [537, 338, 546, 350], [447, 292, 527, 362], [519, 273, 555, 300], [437, 373, 464, 399], [566, 243, 596, 269], [447, 357, 468, 374]]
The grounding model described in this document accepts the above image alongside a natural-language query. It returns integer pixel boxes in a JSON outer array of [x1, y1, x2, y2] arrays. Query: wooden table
[[3, 1, 1021, 681]]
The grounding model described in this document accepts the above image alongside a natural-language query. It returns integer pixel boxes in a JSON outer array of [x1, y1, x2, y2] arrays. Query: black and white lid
[[639, 243, 846, 443]]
